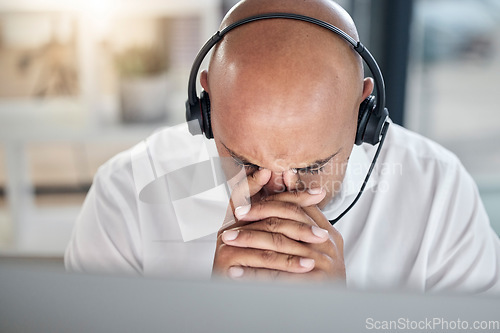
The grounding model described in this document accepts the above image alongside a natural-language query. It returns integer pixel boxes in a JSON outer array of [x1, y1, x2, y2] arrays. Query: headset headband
[[187, 12, 386, 120]]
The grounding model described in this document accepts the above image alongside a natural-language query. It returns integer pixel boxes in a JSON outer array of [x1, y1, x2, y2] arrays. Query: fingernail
[[300, 258, 315, 269], [292, 168, 298, 174], [235, 204, 251, 219], [312, 225, 329, 238], [222, 229, 239, 241], [307, 187, 324, 195], [228, 266, 244, 278]]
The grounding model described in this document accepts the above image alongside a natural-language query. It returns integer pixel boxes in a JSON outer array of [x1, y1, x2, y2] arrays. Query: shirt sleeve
[[425, 158, 500, 294], [64, 152, 143, 275]]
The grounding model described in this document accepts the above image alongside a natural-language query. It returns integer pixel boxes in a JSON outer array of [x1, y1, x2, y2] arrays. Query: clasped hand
[[212, 168, 346, 282]]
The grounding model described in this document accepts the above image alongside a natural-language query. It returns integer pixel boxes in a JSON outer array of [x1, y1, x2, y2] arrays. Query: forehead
[[209, 59, 358, 158], [209, 73, 358, 170]]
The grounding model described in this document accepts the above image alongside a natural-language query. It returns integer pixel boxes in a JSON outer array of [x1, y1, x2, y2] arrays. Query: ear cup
[[185, 91, 212, 138], [355, 95, 376, 145], [185, 97, 203, 136], [200, 91, 213, 139]]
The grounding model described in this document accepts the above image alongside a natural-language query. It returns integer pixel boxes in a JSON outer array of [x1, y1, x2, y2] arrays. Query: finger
[[262, 187, 326, 207], [221, 228, 320, 257], [302, 205, 340, 233], [223, 220, 329, 245], [230, 168, 271, 211], [235, 200, 314, 225], [221, 228, 338, 274], [223, 247, 315, 274], [302, 206, 345, 258], [227, 266, 327, 282]]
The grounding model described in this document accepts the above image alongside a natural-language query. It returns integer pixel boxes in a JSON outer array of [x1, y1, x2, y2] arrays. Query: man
[[65, 0, 500, 293]]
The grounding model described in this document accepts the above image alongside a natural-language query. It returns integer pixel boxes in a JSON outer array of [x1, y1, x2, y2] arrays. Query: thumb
[[220, 168, 271, 232]]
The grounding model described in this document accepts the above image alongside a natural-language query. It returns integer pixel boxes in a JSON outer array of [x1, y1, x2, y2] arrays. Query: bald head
[[212, 0, 363, 92], [205, 0, 367, 133], [202, 0, 373, 200], [220, 0, 359, 39]]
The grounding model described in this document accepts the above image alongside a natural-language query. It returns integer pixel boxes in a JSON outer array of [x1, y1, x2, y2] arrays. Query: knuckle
[[286, 202, 301, 215], [271, 232, 284, 249], [264, 217, 281, 232], [297, 221, 309, 234], [286, 254, 296, 268], [252, 201, 265, 215], [260, 250, 277, 263]]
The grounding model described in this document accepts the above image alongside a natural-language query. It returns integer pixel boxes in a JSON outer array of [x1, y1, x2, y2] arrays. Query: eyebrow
[[221, 142, 341, 170]]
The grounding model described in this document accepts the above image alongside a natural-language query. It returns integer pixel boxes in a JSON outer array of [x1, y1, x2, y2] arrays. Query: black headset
[[186, 12, 389, 146], [185, 12, 391, 225]]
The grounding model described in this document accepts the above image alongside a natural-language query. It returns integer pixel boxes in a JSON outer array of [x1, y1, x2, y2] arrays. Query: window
[[0, 1, 222, 255], [407, 0, 500, 233]]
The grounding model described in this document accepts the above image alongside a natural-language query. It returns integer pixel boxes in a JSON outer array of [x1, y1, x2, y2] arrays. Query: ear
[[201, 70, 210, 93], [361, 77, 374, 102]]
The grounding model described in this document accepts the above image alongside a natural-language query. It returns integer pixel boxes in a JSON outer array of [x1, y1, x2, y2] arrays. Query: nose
[[262, 171, 286, 195], [261, 170, 301, 196]]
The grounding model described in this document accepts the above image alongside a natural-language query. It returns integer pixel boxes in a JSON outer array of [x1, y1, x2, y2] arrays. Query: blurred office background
[[0, 0, 498, 261]]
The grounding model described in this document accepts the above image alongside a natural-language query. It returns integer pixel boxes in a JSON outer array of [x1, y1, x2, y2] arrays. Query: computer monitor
[[1, 261, 499, 332]]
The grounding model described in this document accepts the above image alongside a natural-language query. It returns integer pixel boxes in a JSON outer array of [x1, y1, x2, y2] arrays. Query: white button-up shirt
[[65, 122, 500, 294]]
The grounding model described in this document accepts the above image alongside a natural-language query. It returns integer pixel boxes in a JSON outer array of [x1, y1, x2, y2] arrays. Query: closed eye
[[221, 141, 340, 176], [295, 165, 325, 175], [232, 159, 259, 171]]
